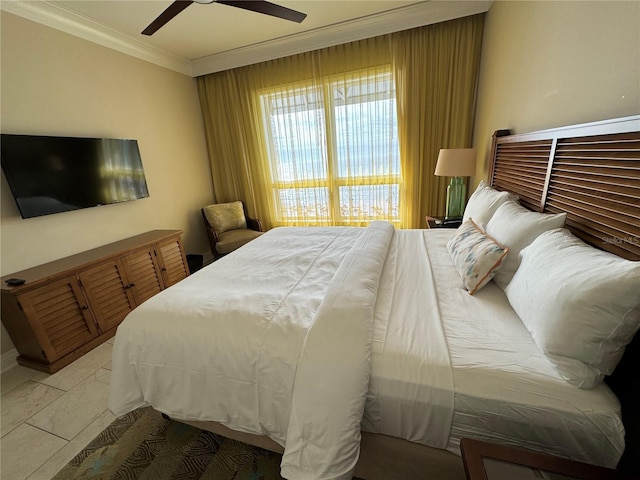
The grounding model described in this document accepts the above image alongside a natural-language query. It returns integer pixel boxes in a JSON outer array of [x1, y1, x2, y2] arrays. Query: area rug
[[53, 407, 286, 479]]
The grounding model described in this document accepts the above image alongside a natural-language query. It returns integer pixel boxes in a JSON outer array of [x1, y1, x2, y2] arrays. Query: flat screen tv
[[1, 134, 150, 219]]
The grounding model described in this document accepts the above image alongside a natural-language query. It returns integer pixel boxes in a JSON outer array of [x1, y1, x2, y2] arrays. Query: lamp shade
[[434, 148, 477, 177]]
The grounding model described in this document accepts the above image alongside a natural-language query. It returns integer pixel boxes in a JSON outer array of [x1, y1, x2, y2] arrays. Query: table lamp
[[434, 148, 477, 219]]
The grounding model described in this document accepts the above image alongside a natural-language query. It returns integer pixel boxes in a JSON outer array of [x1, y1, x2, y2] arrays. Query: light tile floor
[[1, 339, 116, 480]]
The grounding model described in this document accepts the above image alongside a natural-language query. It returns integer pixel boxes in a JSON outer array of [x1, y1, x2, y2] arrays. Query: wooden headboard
[[489, 115, 640, 261], [488, 115, 640, 475]]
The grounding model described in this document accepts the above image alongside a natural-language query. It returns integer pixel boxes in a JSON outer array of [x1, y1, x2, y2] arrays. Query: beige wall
[[1, 13, 215, 354], [473, 0, 640, 181]]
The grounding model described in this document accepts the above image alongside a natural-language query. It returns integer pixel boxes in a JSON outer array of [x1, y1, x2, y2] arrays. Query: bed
[[109, 115, 640, 480]]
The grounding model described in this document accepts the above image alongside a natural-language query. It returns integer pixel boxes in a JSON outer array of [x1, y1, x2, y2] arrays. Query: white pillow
[[505, 228, 640, 389], [485, 201, 566, 290], [446, 219, 509, 295], [462, 180, 518, 230]]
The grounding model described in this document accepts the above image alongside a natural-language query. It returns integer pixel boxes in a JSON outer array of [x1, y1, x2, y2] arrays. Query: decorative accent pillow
[[462, 180, 519, 230], [446, 219, 510, 295], [505, 228, 640, 389], [485, 201, 566, 290], [203, 201, 247, 234]]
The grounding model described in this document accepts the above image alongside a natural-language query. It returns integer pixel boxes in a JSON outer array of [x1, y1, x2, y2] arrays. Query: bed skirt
[[177, 416, 466, 480]]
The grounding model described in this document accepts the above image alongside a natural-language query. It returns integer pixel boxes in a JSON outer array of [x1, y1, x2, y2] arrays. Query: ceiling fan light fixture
[[193, 0, 215, 4]]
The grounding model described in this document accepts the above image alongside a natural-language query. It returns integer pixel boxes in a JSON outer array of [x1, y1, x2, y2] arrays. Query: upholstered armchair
[[201, 201, 264, 260]]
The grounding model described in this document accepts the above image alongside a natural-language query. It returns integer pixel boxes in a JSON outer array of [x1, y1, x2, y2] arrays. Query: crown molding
[[2, 0, 491, 78], [1, 0, 193, 76], [190, 1, 492, 76]]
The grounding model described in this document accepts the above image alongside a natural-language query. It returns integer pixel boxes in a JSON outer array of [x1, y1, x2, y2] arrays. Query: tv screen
[[1, 134, 149, 219]]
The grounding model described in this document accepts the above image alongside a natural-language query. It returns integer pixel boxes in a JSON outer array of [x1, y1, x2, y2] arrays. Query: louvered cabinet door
[[78, 260, 136, 333], [155, 237, 189, 287], [18, 276, 99, 362], [121, 247, 164, 305]]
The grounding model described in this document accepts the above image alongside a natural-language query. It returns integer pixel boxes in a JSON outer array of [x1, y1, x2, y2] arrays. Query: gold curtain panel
[[197, 14, 484, 229]]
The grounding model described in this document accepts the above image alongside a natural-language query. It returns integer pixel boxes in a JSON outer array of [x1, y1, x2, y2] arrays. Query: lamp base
[[445, 177, 466, 219]]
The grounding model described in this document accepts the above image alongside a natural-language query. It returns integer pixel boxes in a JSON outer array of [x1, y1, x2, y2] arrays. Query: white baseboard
[[1, 349, 18, 374]]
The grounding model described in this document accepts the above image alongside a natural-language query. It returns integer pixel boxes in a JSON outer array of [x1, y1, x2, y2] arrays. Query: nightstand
[[426, 215, 462, 229], [460, 438, 632, 480]]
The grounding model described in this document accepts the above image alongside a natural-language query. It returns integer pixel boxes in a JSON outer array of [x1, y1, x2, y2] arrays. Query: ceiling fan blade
[[142, 0, 194, 36], [217, 0, 306, 23]]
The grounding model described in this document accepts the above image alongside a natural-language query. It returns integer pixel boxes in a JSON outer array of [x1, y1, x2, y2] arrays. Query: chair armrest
[[201, 208, 221, 258], [241, 201, 263, 232], [206, 222, 220, 244], [246, 217, 263, 232]]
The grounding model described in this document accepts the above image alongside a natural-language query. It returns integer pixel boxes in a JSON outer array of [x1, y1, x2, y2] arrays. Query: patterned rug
[[53, 407, 286, 479]]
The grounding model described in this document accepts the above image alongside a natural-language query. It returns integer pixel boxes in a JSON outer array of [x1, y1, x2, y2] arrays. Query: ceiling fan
[[142, 0, 307, 36]]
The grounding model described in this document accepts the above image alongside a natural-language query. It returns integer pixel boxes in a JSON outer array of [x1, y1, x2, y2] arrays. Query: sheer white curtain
[[258, 68, 400, 226]]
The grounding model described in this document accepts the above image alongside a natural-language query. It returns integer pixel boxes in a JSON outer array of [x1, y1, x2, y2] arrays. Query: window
[[260, 70, 401, 225]]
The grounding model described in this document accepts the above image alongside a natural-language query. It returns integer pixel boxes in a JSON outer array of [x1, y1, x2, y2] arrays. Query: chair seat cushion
[[216, 229, 263, 255]]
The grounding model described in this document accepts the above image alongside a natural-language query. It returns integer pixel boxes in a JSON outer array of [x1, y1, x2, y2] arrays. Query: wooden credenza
[[1, 230, 189, 373]]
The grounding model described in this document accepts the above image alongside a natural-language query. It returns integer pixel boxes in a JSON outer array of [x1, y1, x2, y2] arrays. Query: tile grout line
[[28, 379, 68, 394], [25, 407, 112, 443], [22, 422, 72, 443]]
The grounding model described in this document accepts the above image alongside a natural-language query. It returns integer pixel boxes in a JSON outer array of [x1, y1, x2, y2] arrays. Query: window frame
[[259, 67, 401, 226]]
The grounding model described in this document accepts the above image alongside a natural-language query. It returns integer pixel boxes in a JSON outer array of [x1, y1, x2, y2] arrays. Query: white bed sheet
[[363, 229, 625, 468], [363, 228, 454, 448]]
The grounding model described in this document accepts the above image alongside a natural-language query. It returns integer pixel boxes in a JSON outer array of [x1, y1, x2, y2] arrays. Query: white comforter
[[110, 221, 435, 480]]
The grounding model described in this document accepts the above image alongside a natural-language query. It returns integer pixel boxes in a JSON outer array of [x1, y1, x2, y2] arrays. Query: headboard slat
[[546, 184, 639, 211], [556, 167, 640, 179], [546, 195, 626, 221]]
